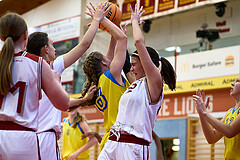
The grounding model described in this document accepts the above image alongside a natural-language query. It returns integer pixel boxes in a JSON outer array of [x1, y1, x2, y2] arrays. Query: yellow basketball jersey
[[224, 106, 240, 160], [62, 118, 89, 160], [95, 70, 130, 150]]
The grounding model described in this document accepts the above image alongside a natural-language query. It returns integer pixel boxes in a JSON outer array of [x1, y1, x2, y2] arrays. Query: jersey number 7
[[0, 81, 26, 114]]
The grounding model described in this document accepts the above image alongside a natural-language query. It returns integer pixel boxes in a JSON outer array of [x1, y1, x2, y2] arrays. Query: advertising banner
[[177, 0, 196, 7], [176, 45, 240, 82], [122, 0, 137, 21], [164, 74, 238, 94], [120, 0, 223, 22], [158, 88, 234, 119], [140, 0, 155, 16], [35, 16, 80, 43], [158, 0, 175, 12], [64, 87, 234, 120]]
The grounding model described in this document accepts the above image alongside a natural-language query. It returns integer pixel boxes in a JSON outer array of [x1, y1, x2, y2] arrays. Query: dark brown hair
[[133, 46, 176, 91], [160, 57, 176, 91], [27, 32, 49, 56]]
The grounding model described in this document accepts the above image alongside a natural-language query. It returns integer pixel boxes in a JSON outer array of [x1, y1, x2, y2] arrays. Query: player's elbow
[[224, 131, 237, 138], [89, 136, 98, 146], [54, 97, 70, 111], [81, 40, 91, 50], [134, 38, 144, 47], [119, 34, 128, 43], [206, 137, 218, 144], [206, 139, 216, 144]]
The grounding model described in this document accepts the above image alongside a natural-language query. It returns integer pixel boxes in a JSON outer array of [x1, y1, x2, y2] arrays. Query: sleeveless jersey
[[95, 70, 129, 149], [62, 118, 89, 160], [224, 106, 240, 160], [111, 77, 163, 142], [0, 51, 42, 130], [37, 55, 64, 133]]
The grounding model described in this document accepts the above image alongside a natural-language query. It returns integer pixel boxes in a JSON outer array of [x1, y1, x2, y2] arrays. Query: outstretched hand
[[193, 89, 210, 115], [85, 2, 110, 22], [85, 85, 97, 101], [130, 4, 145, 25], [66, 85, 97, 112]]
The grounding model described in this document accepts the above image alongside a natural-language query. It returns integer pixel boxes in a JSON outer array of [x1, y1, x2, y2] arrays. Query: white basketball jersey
[[37, 56, 64, 133], [112, 77, 164, 142], [0, 51, 42, 130]]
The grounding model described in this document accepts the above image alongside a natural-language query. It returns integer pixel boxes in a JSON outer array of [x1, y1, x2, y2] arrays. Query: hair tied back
[[6, 34, 13, 38]]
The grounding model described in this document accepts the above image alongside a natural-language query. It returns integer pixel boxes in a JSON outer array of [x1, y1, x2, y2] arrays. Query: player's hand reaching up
[[193, 89, 210, 115], [85, 2, 110, 22], [130, 4, 145, 25]]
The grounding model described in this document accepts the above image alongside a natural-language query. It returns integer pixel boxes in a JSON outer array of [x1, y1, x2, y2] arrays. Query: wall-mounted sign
[[175, 46, 240, 82], [140, 0, 155, 16], [158, 0, 175, 12], [121, 0, 224, 22], [158, 88, 234, 118], [35, 16, 80, 43], [177, 0, 196, 7], [122, 0, 137, 21]]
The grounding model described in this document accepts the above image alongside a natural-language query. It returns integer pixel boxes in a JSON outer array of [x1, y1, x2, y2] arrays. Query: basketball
[[99, 2, 122, 32]]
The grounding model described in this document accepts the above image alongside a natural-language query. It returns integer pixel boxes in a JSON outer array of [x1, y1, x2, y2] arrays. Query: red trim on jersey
[[14, 52, 40, 63], [14, 52, 23, 56], [24, 52, 40, 63]]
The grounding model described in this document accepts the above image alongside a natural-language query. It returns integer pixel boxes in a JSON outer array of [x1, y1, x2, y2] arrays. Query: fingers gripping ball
[[99, 2, 122, 31]]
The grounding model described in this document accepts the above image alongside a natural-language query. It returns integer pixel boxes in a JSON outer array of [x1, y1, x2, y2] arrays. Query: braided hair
[[82, 51, 104, 104]]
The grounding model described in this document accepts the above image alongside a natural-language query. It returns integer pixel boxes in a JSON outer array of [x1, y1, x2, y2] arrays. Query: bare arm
[[152, 131, 164, 160], [193, 89, 224, 143], [106, 36, 117, 61], [100, 17, 128, 85], [41, 60, 70, 111], [82, 132, 102, 143], [67, 85, 97, 112], [131, 4, 162, 102], [203, 110, 240, 138], [67, 121, 98, 160], [63, 2, 109, 69], [198, 114, 224, 143], [194, 89, 240, 139]]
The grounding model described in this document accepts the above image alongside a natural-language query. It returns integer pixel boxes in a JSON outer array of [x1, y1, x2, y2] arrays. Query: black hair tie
[[6, 34, 13, 38]]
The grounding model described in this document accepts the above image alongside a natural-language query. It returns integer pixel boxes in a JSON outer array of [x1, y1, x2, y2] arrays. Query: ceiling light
[[173, 139, 180, 145], [172, 146, 180, 151], [165, 46, 181, 52]]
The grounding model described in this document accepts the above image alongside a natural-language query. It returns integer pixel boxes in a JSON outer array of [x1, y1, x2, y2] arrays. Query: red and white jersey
[[37, 56, 64, 133], [0, 51, 42, 131], [112, 77, 164, 142]]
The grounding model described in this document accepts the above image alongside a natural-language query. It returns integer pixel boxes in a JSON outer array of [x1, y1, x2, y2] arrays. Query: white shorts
[[0, 130, 39, 160], [98, 140, 150, 160], [38, 131, 58, 160]]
